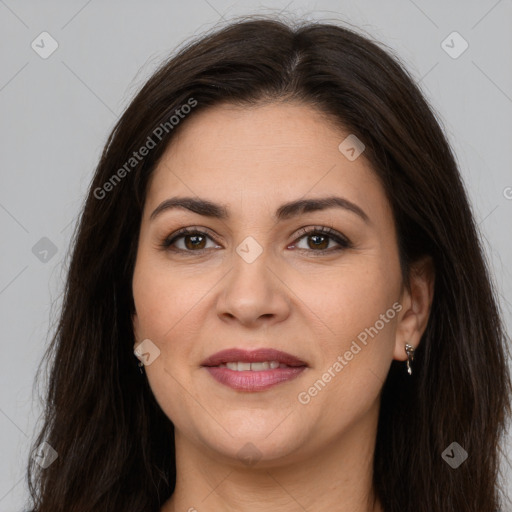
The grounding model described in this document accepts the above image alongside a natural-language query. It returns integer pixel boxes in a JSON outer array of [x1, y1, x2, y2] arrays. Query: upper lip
[[201, 348, 308, 367]]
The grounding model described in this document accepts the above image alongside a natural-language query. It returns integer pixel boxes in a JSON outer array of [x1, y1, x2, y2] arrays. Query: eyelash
[[160, 225, 352, 256]]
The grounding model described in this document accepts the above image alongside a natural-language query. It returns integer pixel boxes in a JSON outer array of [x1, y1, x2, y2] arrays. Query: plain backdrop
[[0, 1, 511, 510]]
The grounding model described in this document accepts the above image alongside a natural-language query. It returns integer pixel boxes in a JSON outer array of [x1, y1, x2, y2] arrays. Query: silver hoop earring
[[405, 343, 415, 376]]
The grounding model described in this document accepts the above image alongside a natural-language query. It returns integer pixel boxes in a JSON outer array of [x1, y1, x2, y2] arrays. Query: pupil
[[183, 233, 329, 251], [310, 234, 328, 250], [186, 235, 205, 250]]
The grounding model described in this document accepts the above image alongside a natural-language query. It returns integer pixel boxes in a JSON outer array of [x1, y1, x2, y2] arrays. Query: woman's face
[[131, 101, 413, 466]]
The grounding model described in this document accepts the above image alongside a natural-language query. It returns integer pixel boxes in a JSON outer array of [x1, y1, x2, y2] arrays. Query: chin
[[194, 423, 310, 467]]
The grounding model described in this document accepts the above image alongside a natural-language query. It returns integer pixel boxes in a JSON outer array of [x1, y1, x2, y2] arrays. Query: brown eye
[[182, 233, 207, 250], [290, 226, 351, 254], [161, 225, 351, 256], [305, 233, 330, 250], [161, 228, 220, 253]]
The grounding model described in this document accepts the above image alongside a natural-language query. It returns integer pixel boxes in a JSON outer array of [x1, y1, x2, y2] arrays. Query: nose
[[216, 247, 291, 328]]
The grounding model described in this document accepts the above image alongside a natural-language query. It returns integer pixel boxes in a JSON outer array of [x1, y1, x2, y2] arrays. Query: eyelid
[[160, 226, 220, 250], [161, 225, 352, 253], [290, 225, 352, 251], [293, 225, 350, 243]]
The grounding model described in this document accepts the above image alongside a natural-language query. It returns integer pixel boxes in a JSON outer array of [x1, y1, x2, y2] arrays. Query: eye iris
[[185, 234, 206, 250], [308, 233, 329, 250]]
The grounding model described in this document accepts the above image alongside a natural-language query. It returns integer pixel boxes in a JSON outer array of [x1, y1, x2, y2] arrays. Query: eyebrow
[[149, 195, 370, 224]]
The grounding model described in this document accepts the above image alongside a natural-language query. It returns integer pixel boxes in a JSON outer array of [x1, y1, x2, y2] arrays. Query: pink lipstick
[[201, 348, 308, 392]]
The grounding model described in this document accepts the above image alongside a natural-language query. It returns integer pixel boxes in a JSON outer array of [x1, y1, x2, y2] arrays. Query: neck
[[162, 401, 383, 512]]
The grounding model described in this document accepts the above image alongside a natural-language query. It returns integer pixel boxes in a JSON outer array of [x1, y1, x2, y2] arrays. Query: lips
[[201, 348, 308, 368], [201, 348, 309, 392]]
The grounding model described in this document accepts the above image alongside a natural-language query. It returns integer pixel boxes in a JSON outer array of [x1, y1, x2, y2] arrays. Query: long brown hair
[[26, 15, 512, 512]]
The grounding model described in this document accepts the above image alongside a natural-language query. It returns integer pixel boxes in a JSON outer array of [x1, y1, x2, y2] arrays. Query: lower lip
[[204, 366, 307, 391]]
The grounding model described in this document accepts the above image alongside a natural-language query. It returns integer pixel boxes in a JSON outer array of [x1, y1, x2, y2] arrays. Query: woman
[[26, 16, 512, 512]]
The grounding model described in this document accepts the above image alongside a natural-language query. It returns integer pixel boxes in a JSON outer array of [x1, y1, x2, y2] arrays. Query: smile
[[218, 361, 286, 371], [201, 347, 308, 391]]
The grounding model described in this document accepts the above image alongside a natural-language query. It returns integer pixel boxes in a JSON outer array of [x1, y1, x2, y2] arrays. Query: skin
[[131, 101, 435, 512]]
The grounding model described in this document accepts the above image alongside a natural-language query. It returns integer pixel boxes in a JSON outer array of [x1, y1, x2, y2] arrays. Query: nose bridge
[[216, 237, 290, 325], [233, 239, 270, 288]]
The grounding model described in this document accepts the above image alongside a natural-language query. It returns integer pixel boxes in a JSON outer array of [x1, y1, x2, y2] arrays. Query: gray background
[[1, 0, 511, 510]]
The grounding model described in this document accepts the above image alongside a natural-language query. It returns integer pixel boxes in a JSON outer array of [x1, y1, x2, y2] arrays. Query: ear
[[394, 255, 435, 361]]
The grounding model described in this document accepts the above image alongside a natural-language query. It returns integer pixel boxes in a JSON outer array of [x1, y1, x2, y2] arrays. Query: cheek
[[132, 255, 208, 341], [297, 317, 396, 434], [291, 257, 399, 345], [132, 260, 202, 426], [293, 257, 399, 408]]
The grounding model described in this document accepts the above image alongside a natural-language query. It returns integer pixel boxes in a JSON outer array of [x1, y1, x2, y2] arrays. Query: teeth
[[247, 361, 268, 371], [218, 360, 282, 371]]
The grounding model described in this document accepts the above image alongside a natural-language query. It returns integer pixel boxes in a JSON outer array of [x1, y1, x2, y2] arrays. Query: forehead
[[145, 102, 387, 221], [157, 101, 350, 168]]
